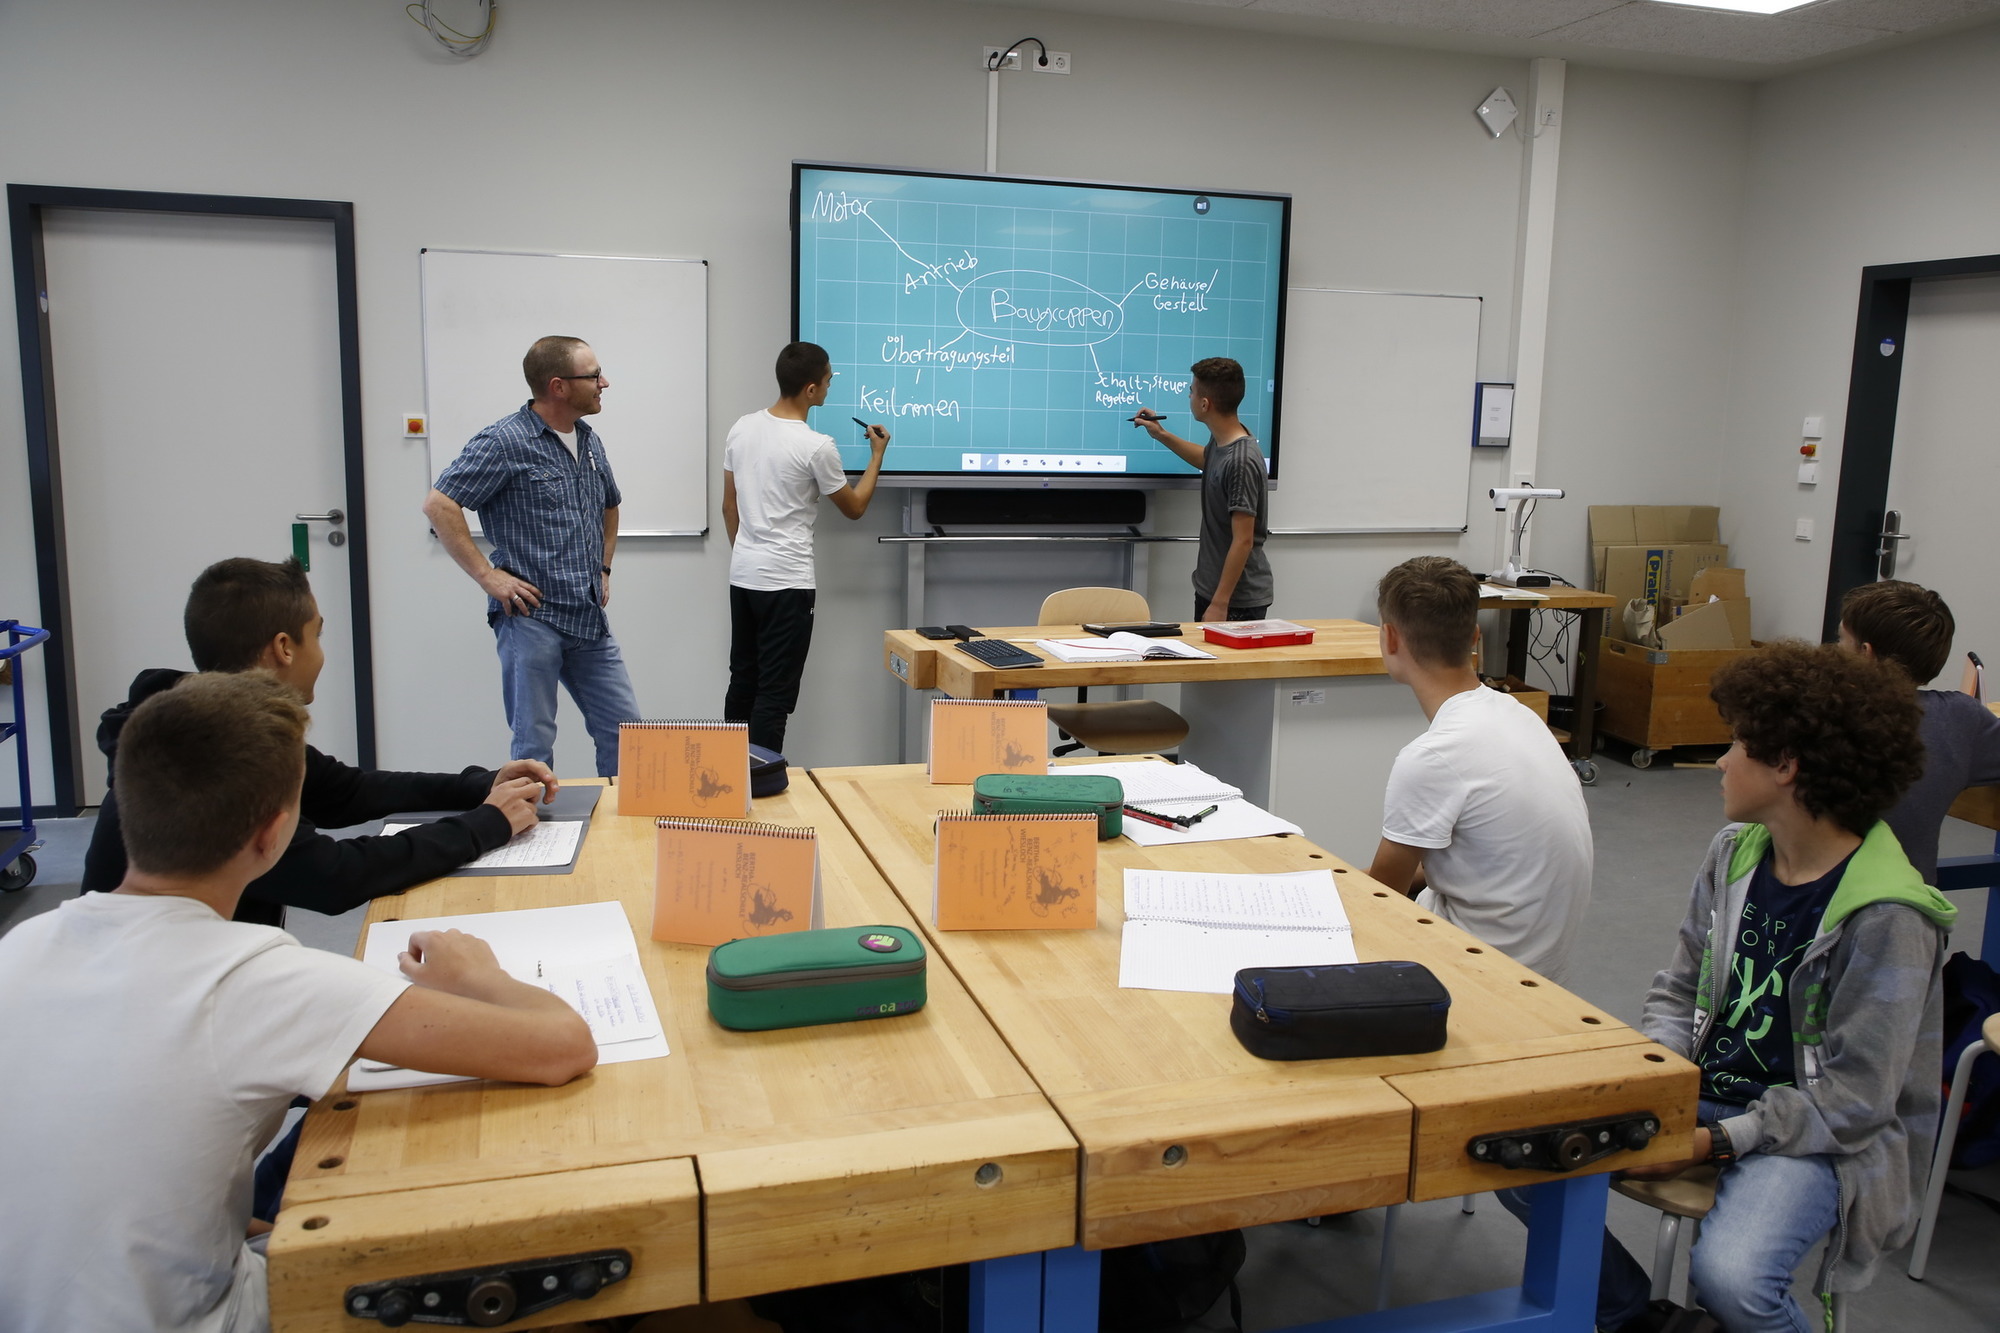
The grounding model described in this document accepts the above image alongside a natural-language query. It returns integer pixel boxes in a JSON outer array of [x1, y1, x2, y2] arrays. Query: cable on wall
[[407, 0, 497, 58], [988, 38, 1050, 71]]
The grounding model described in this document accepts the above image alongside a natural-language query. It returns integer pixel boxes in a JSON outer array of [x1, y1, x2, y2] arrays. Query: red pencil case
[[1202, 619, 1316, 649]]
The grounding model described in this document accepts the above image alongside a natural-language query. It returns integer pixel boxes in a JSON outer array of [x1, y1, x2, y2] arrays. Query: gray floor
[[6, 770, 1998, 1332]]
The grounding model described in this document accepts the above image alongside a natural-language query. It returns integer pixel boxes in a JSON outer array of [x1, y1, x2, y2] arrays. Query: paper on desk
[[1115, 797, 1301, 846], [346, 900, 668, 1092], [1034, 635, 1216, 663], [1119, 868, 1356, 994], [1125, 868, 1352, 929], [1051, 760, 1243, 806], [1478, 583, 1549, 602], [382, 818, 583, 871]]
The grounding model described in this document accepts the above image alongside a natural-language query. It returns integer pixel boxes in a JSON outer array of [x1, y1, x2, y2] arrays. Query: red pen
[[1123, 804, 1183, 830]]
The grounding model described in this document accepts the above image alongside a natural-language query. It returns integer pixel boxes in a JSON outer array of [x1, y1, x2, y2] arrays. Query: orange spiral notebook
[[618, 721, 752, 818], [933, 811, 1097, 931], [652, 818, 822, 946], [927, 698, 1047, 785]]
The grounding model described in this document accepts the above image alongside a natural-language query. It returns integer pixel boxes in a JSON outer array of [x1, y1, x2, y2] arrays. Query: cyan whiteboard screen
[[421, 248, 707, 536], [793, 162, 1290, 482], [1269, 288, 1479, 533]]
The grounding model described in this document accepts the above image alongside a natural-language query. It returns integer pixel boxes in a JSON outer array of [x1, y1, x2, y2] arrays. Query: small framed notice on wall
[[1473, 382, 1515, 447]]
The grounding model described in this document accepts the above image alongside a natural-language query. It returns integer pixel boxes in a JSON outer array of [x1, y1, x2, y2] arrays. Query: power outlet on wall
[[980, 46, 1022, 70], [1035, 51, 1071, 74]]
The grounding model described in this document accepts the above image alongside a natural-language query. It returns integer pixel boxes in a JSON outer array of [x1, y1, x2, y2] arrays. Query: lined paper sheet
[[1051, 760, 1242, 806], [348, 900, 668, 1091], [1115, 799, 1302, 847], [383, 818, 583, 870], [1119, 868, 1357, 994]]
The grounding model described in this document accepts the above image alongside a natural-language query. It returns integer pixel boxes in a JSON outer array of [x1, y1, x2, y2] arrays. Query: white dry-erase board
[[420, 248, 708, 536], [1268, 288, 1480, 533]]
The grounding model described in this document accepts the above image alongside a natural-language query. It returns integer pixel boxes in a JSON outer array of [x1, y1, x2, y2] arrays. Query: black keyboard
[[954, 638, 1044, 669]]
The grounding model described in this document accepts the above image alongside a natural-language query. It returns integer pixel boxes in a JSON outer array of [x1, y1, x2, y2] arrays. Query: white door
[[1882, 275, 2000, 688], [43, 209, 358, 801]]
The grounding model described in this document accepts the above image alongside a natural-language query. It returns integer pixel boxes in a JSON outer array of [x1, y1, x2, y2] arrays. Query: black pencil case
[[1229, 961, 1450, 1061]]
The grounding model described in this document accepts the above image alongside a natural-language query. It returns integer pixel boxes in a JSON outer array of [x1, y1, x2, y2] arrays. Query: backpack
[[1097, 1230, 1247, 1333], [1940, 952, 2000, 1170]]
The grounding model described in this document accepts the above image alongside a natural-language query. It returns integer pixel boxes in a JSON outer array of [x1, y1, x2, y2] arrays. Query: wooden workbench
[[884, 618, 1387, 699], [811, 759, 1699, 1252], [1483, 588, 1619, 781], [266, 778, 1077, 1331]]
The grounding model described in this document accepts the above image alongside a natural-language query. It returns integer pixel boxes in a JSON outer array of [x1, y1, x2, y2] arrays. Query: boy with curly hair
[[1592, 642, 1955, 1333], [1838, 579, 2000, 883]]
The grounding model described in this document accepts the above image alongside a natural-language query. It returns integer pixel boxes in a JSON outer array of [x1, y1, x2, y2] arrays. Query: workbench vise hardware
[[1467, 1112, 1659, 1172], [341, 1248, 631, 1326]]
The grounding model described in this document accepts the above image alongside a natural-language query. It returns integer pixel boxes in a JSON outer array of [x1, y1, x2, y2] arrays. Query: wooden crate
[[1597, 637, 1755, 751]]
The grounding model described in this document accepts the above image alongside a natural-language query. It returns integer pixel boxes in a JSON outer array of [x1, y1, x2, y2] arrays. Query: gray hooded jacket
[[1641, 821, 1956, 1292]]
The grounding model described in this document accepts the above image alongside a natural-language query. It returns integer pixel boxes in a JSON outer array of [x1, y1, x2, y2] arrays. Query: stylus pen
[[1127, 412, 1167, 423], [1184, 804, 1221, 826], [1123, 805, 1183, 831], [851, 417, 871, 430]]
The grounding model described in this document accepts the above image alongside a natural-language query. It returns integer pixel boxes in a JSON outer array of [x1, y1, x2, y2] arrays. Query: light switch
[[1798, 462, 1820, 486], [1795, 518, 1814, 541], [1803, 416, 1825, 439]]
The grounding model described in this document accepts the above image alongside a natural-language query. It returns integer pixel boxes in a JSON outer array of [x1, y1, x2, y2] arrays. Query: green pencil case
[[706, 926, 927, 1032], [971, 773, 1124, 839]]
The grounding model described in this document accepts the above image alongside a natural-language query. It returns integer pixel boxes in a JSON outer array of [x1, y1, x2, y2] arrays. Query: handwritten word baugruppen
[[989, 290, 1118, 332]]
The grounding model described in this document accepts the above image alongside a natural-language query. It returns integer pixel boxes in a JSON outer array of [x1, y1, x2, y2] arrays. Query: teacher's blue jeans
[[494, 614, 640, 776], [1499, 1097, 1841, 1332]]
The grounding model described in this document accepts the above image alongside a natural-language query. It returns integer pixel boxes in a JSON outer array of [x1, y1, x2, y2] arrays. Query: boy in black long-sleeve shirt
[[82, 557, 554, 921]]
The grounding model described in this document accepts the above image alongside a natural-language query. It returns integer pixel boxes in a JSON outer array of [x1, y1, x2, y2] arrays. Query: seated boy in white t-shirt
[[1366, 556, 1594, 983], [0, 672, 597, 1333]]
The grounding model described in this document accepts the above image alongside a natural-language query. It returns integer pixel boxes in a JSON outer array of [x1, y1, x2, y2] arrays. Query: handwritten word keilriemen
[[856, 385, 964, 420]]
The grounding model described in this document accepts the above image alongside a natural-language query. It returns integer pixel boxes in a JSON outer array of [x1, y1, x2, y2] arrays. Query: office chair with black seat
[[1038, 588, 1190, 759]]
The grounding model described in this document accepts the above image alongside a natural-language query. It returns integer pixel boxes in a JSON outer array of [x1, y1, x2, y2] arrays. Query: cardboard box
[[1658, 567, 1753, 652], [1597, 637, 1757, 751], [1482, 676, 1550, 721], [1590, 505, 1728, 609]]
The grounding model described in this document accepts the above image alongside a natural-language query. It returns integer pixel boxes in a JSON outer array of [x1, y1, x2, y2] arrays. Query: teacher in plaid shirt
[[424, 336, 641, 776]]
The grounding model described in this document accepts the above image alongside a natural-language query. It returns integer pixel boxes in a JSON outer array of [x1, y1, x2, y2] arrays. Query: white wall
[[1723, 23, 2000, 641], [0, 0, 1753, 801]]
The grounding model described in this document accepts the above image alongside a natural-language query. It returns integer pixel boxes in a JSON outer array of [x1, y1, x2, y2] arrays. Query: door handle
[[1876, 510, 1910, 579], [295, 509, 345, 525]]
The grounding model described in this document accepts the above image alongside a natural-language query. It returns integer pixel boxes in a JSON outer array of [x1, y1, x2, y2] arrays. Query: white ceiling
[[956, 0, 2000, 78]]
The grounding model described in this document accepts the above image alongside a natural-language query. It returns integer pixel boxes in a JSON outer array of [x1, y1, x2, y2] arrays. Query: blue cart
[[1, 621, 51, 892]]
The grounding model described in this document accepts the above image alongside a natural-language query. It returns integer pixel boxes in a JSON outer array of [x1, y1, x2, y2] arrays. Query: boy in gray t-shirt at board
[[1839, 579, 2000, 883], [1134, 356, 1272, 621]]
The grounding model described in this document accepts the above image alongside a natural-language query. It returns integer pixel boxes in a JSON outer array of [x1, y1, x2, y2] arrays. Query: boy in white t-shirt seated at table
[[0, 672, 596, 1333], [1366, 555, 1594, 983]]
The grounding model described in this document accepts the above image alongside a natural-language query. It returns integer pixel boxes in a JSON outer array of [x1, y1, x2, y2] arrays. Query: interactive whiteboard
[[1269, 288, 1480, 533], [421, 248, 707, 536], [793, 162, 1290, 485]]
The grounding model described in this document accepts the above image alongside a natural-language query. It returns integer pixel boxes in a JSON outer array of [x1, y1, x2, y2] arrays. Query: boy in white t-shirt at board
[[0, 672, 596, 1333], [1366, 555, 1594, 983], [721, 340, 891, 752]]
